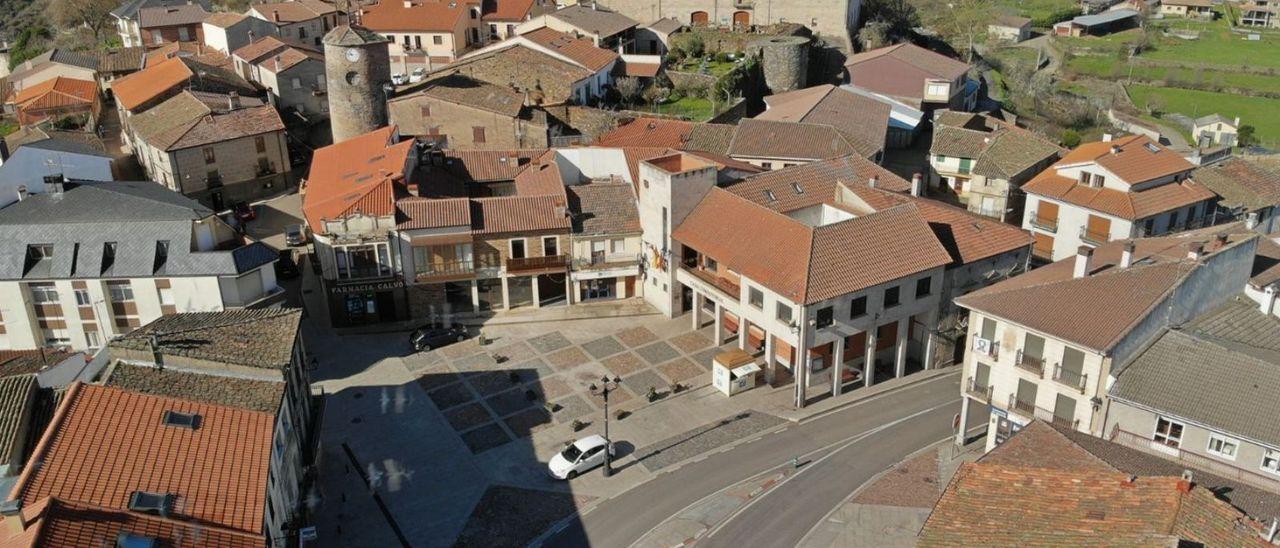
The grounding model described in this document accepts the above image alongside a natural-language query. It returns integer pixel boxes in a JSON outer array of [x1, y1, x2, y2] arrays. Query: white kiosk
[[712, 349, 762, 396]]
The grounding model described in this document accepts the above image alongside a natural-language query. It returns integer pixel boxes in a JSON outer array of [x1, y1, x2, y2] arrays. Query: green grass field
[[1144, 14, 1280, 67], [994, 0, 1079, 25], [1127, 85, 1280, 145], [1066, 55, 1280, 93], [645, 95, 716, 121]]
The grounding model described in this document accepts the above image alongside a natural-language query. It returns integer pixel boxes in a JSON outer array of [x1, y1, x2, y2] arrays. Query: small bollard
[[791, 456, 800, 469]]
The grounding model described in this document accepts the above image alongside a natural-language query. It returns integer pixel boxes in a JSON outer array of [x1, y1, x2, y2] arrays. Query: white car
[[409, 68, 426, 83], [548, 435, 615, 480], [391, 73, 407, 86]]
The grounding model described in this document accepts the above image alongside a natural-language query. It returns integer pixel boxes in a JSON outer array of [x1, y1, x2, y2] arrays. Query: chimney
[[1110, 145, 1121, 155], [1120, 241, 1135, 268], [43, 175, 64, 197], [0, 499, 25, 536], [1234, 116, 1241, 127], [247, 29, 255, 41], [1212, 233, 1228, 250], [1246, 211, 1260, 230], [1266, 519, 1279, 543], [1262, 284, 1277, 316], [1073, 246, 1093, 279], [1102, 133, 1113, 142], [1187, 242, 1204, 261], [868, 175, 878, 188], [910, 173, 924, 197], [227, 90, 241, 110], [1176, 470, 1194, 494], [15, 185, 27, 202], [272, 9, 280, 22], [403, 0, 411, 7]]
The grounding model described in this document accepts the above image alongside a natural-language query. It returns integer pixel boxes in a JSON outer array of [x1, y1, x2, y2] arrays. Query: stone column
[[691, 291, 702, 330], [470, 280, 480, 311], [864, 328, 878, 388], [763, 334, 776, 385], [895, 317, 909, 378], [500, 276, 510, 310], [712, 301, 724, 345], [531, 276, 542, 309], [565, 276, 573, 305], [923, 310, 939, 370], [738, 318, 749, 350], [831, 335, 846, 397], [794, 336, 809, 408]]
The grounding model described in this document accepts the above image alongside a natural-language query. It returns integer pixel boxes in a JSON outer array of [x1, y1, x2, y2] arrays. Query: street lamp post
[[590, 376, 623, 477]]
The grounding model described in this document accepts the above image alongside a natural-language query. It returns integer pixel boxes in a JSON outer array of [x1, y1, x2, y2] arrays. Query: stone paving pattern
[[417, 324, 730, 454]]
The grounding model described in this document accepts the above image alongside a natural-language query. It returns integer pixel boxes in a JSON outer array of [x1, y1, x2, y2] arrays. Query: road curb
[[794, 368, 960, 425]]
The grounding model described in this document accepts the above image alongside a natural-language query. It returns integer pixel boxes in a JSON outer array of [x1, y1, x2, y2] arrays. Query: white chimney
[[868, 175, 878, 188], [1120, 241, 1135, 268], [15, 185, 27, 201], [1110, 145, 1121, 154], [227, 90, 241, 110], [1246, 211, 1260, 230], [1073, 246, 1093, 279], [1262, 285, 1277, 316], [403, 0, 411, 7], [1187, 242, 1204, 261], [1102, 133, 1113, 142], [1234, 116, 1241, 127], [910, 173, 924, 197]]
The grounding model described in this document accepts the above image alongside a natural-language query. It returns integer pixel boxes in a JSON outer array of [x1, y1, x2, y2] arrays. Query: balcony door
[[510, 239, 526, 260]]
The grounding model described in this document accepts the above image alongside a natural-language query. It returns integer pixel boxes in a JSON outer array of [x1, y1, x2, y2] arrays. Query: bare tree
[[49, 0, 118, 44], [932, 0, 995, 61], [615, 76, 643, 107]]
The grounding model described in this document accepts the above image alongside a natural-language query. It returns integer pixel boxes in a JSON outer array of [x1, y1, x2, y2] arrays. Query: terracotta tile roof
[[0, 351, 77, 377], [441, 149, 545, 182], [102, 363, 285, 414], [727, 119, 867, 161], [12, 77, 97, 125], [1192, 157, 1280, 211], [1060, 135, 1195, 185], [512, 152, 569, 197], [4, 497, 264, 547], [0, 374, 37, 465], [619, 146, 676, 187], [203, 11, 247, 27], [597, 117, 693, 148], [470, 195, 571, 235], [844, 43, 969, 102], [1022, 171, 1215, 220], [567, 182, 640, 235], [1251, 238, 1280, 289], [756, 84, 890, 156], [683, 150, 763, 174], [482, 0, 536, 21], [444, 46, 591, 104], [674, 187, 951, 304], [256, 45, 323, 73], [144, 41, 233, 69], [646, 17, 683, 34], [918, 459, 1270, 546], [11, 383, 274, 533], [726, 154, 911, 211], [138, 3, 209, 27], [113, 56, 250, 110], [360, 0, 469, 33], [684, 123, 736, 155], [249, 0, 337, 23], [109, 309, 301, 370], [547, 4, 637, 38], [392, 73, 524, 117], [302, 126, 414, 232], [232, 36, 321, 69], [396, 197, 472, 229], [521, 27, 619, 72], [932, 112, 1063, 179], [956, 226, 1256, 352], [128, 91, 284, 151], [622, 61, 661, 78]]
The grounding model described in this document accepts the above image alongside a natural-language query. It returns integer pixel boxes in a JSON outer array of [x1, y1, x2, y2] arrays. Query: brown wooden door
[[1036, 201, 1059, 225], [732, 11, 751, 28], [690, 11, 709, 25], [1086, 215, 1111, 242]]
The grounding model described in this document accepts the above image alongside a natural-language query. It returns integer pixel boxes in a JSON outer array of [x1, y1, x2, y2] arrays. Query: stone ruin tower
[[323, 25, 391, 143]]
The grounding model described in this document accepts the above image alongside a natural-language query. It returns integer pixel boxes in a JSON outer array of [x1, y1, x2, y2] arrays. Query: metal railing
[[1053, 364, 1089, 393], [683, 266, 741, 301], [506, 254, 568, 272], [415, 260, 474, 281], [1080, 226, 1109, 245], [1015, 349, 1045, 376], [1111, 428, 1280, 492], [1030, 214, 1058, 233], [572, 254, 640, 270], [965, 377, 993, 402], [974, 339, 1000, 360], [1007, 393, 1036, 416]]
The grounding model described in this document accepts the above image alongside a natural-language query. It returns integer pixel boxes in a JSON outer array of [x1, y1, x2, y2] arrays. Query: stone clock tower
[[322, 25, 391, 143]]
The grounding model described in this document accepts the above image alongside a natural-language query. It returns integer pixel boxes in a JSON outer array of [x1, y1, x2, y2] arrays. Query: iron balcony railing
[[1080, 226, 1109, 245], [1007, 393, 1036, 416], [1015, 349, 1045, 376], [965, 377, 993, 402], [1030, 214, 1058, 233], [1053, 364, 1089, 393], [415, 260, 475, 281], [1111, 428, 1280, 493], [506, 254, 568, 273]]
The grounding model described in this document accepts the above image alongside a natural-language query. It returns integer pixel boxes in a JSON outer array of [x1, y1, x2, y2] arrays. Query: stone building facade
[[323, 26, 392, 143], [598, 0, 861, 50]]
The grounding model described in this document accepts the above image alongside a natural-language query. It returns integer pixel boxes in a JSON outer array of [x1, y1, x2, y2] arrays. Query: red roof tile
[[1022, 171, 1215, 220], [520, 27, 619, 72], [10, 383, 274, 534], [397, 197, 472, 229], [1059, 135, 1196, 184], [471, 195, 571, 234], [112, 57, 193, 110], [2, 497, 264, 547], [360, 0, 469, 33], [597, 117, 692, 149], [844, 43, 969, 102], [482, 0, 537, 21], [302, 126, 414, 232], [249, 0, 338, 23]]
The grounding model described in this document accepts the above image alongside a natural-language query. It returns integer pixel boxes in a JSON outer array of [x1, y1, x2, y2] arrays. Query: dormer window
[[791, 183, 804, 195], [163, 410, 201, 429], [153, 240, 169, 272], [764, 189, 777, 202], [102, 242, 117, 273], [23, 244, 53, 276], [1091, 174, 1105, 187], [127, 491, 174, 516]]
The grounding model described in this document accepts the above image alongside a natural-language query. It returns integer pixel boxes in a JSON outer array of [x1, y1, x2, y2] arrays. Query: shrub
[[1061, 129, 1082, 148]]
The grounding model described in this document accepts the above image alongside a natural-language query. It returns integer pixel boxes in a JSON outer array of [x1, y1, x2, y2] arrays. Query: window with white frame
[[158, 287, 175, 307], [1153, 417, 1184, 448], [1263, 449, 1280, 475], [610, 238, 624, 254], [509, 238, 526, 259], [1206, 433, 1239, 460], [74, 288, 91, 307], [29, 283, 59, 304], [542, 236, 558, 256]]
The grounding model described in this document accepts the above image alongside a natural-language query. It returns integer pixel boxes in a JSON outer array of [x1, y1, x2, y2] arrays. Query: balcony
[[972, 338, 999, 361], [573, 254, 640, 271], [1007, 393, 1036, 416], [1030, 214, 1058, 233], [506, 254, 568, 273], [1111, 428, 1280, 493], [415, 260, 475, 283], [1080, 226, 1109, 245], [965, 377, 993, 403], [683, 265, 741, 301], [1053, 365, 1088, 393], [1015, 349, 1045, 376]]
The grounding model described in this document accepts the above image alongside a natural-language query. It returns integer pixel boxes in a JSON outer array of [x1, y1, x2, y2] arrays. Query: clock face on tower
[[345, 48, 361, 62]]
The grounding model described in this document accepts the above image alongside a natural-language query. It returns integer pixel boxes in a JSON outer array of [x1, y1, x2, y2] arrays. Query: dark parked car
[[285, 224, 308, 246], [275, 250, 300, 280], [410, 324, 468, 352], [234, 202, 257, 223]]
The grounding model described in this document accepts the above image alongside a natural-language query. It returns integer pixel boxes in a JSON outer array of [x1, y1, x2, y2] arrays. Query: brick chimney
[[1120, 241, 1135, 268], [910, 173, 924, 197], [1073, 246, 1093, 279], [1187, 242, 1204, 261], [272, 9, 281, 22], [1176, 470, 1194, 494]]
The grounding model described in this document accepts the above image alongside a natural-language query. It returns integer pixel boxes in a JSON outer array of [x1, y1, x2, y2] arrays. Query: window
[[791, 183, 804, 195], [158, 287, 175, 307], [298, 27, 307, 39], [542, 236, 558, 256], [163, 410, 201, 429], [610, 239, 624, 253], [1207, 433, 1240, 460], [74, 288, 91, 307], [1153, 417, 1184, 448], [1263, 449, 1280, 475], [1091, 173, 1105, 187], [85, 330, 101, 348], [415, 36, 422, 49], [29, 283, 58, 304], [816, 306, 833, 328], [102, 242, 117, 272], [178, 26, 190, 41], [291, 77, 301, 89], [1078, 171, 1090, 185], [433, 35, 443, 45], [255, 135, 267, 153], [510, 239, 526, 259], [849, 296, 867, 318], [108, 281, 135, 302], [926, 83, 948, 96], [420, 104, 431, 117], [883, 286, 900, 308], [739, 286, 762, 310], [776, 303, 792, 324], [761, 162, 773, 170], [915, 277, 932, 298], [258, 157, 272, 174], [470, 7, 478, 18], [473, 126, 486, 144], [27, 244, 53, 262], [203, 147, 216, 164]]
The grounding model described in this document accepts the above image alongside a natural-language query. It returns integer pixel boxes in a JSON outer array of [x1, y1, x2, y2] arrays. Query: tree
[[1237, 125, 1258, 147], [49, 0, 118, 44], [930, 0, 994, 61], [615, 76, 643, 107], [860, 0, 919, 46], [858, 20, 894, 50]]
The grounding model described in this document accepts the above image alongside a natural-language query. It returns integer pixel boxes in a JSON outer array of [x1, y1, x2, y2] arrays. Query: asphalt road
[[542, 371, 963, 548]]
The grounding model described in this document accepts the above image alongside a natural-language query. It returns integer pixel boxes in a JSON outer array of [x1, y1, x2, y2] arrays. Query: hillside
[[0, 0, 47, 43]]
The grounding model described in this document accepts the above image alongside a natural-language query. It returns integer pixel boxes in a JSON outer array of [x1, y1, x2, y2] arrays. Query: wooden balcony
[[1015, 349, 1045, 376], [415, 260, 475, 283], [506, 254, 568, 273], [1111, 428, 1280, 493], [683, 265, 741, 301]]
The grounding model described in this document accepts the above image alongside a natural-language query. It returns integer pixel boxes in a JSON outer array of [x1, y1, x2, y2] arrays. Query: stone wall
[[600, 0, 856, 51]]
